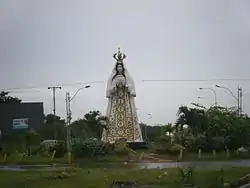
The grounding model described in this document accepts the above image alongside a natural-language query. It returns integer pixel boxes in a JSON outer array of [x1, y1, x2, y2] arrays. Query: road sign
[[12, 118, 28, 129]]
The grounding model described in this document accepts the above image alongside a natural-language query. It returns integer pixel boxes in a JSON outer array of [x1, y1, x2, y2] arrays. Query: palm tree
[[71, 110, 108, 141], [175, 106, 206, 134]]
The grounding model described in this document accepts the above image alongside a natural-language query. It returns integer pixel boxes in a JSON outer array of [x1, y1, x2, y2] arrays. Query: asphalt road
[[1, 160, 250, 171]]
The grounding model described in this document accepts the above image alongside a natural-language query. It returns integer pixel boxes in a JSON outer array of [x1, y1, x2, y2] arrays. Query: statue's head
[[112, 48, 127, 80], [115, 62, 124, 74]]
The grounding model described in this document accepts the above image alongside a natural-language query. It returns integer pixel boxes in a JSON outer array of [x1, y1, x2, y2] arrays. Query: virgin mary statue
[[101, 49, 143, 143]]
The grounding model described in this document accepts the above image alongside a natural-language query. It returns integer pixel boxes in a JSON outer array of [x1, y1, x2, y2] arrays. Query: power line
[[1, 78, 250, 91], [3, 90, 41, 94], [0, 81, 105, 91], [142, 78, 250, 82]]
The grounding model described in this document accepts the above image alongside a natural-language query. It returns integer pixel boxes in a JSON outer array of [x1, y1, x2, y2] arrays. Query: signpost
[[12, 118, 28, 129]]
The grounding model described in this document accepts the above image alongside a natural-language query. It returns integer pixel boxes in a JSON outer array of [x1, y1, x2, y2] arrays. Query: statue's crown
[[113, 48, 126, 62]]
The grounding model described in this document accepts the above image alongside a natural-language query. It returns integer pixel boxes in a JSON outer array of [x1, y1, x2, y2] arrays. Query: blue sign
[[12, 118, 28, 129]]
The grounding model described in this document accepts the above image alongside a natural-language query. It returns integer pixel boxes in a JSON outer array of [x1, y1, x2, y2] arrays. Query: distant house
[[0, 102, 44, 135]]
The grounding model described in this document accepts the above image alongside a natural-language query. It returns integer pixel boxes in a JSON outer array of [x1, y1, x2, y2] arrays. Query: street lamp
[[69, 85, 91, 102], [215, 84, 238, 101], [65, 84, 91, 163], [145, 113, 153, 140], [197, 96, 207, 99], [199, 87, 217, 106], [136, 109, 149, 141], [215, 84, 241, 115], [190, 102, 206, 109]]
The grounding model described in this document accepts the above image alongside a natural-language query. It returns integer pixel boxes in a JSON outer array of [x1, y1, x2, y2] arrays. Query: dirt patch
[[141, 153, 172, 163], [111, 181, 163, 188]]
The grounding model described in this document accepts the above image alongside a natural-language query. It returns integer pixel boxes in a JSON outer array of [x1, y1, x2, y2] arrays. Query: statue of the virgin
[[101, 49, 143, 143]]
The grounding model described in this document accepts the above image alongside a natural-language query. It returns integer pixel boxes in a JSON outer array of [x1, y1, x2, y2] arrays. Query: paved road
[[140, 160, 250, 169], [79, 159, 250, 169], [0, 164, 73, 171], [1, 160, 250, 171]]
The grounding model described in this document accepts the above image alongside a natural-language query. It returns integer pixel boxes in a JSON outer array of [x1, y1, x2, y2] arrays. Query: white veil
[[106, 62, 136, 98]]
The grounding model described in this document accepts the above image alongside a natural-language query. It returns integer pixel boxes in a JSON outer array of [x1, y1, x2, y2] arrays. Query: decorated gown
[[101, 64, 143, 143]]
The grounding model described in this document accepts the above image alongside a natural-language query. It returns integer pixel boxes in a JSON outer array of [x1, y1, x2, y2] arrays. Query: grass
[[181, 151, 250, 161], [0, 154, 68, 165], [73, 150, 250, 164], [0, 166, 250, 188], [1, 149, 250, 166], [150, 150, 250, 162]]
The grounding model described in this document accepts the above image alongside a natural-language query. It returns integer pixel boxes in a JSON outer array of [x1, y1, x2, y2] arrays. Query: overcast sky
[[0, 0, 250, 125]]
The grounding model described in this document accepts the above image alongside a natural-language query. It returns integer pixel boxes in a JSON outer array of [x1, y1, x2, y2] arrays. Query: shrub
[[103, 143, 115, 154], [54, 142, 66, 157], [114, 139, 129, 156], [72, 139, 105, 158]]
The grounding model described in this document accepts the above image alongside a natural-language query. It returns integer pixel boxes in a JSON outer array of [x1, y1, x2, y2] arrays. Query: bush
[[154, 136, 185, 155], [35, 141, 66, 158], [114, 139, 129, 156], [72, 139, 105, 158], [54, 142, 66, 157], [154, 136, 183, 155], [103, 143, 115, 154]]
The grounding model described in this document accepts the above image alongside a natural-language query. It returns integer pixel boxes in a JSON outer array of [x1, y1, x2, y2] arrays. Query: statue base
[[127, 142, 148, 150]]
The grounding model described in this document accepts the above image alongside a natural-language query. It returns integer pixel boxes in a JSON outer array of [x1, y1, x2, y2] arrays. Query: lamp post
[[65, 84, 91, 163], [199, 87, 217, 106], [136, 108, 149, 141], [215, 84, 242, 116], [197, 96, 207, 100], [145, 113, 152, 141], [190, 102, 206, 109]]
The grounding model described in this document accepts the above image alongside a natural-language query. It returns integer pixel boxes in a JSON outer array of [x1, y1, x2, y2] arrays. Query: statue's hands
[[126, 84, 136, 97], [111, 86, 116, 93], [125, 85, 130, 92], [131, 93, 136, 97]]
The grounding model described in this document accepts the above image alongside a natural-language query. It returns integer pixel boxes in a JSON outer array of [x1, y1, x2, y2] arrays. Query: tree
[[0, 91, 21, 103], [71, 110, 107, 141], [174, 105, 250, 151], [176, 105, 207, 135], [42, 114, 65, 140]]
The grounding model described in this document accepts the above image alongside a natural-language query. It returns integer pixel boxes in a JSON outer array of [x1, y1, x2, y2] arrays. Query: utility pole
[[65, 85, 90, 164], [65, 92, 72, 164], [48, 86, 62, 140], [238, 87, 243, 116], [215, 85, 243, 117]]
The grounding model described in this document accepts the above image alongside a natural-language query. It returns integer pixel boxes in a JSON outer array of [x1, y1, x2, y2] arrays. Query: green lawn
[[1, 149, 250, 166], [182, 152, 250, 161], [0, 167, 249, 188], [0, 154, 68, 165]]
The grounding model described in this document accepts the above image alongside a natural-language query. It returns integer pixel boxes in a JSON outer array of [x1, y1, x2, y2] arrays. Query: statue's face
[[117, 64, 123, 73]]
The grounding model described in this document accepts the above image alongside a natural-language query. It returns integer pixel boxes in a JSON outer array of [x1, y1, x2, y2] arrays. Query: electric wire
[[142, 78, 250, 82], [1, 78, 250, 92], [0, 81, 105, 92]]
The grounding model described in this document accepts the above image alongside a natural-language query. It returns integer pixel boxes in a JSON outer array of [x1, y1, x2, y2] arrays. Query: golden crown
[[113, 48, 126, 62]]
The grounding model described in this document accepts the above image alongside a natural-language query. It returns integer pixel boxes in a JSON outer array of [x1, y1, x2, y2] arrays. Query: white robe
[[101, 63, 143, 143]]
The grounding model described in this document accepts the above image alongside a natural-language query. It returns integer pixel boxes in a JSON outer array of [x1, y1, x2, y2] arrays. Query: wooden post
[[178, 149, 183, 161], [19, 153, 25, 161], [226, 148, 230, 158], [67, 152, 72, 164], [139, 152, 144, 161], [51, 150, 56, 160], [212, 149, 216, 157], [3, 153, 8, 162], [198, 148, 202, 158]]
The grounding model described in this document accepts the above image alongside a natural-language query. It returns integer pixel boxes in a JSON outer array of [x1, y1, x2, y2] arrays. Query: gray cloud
[[1, 0, 250, 124]]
